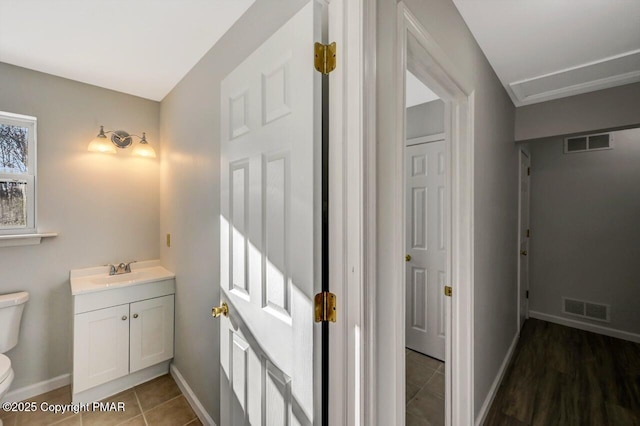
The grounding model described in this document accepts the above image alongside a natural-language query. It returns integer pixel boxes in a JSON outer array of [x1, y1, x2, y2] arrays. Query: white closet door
[[405, 140, 446, 361]]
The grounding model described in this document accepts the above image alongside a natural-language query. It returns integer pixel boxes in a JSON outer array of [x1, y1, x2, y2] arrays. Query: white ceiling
[[0, 0, 255, 101], [406, 70, 439, 107], [452, 0, 640, 106]]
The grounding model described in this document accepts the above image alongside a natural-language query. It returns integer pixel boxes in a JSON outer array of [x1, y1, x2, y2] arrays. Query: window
[[0, 111, 37, 234]]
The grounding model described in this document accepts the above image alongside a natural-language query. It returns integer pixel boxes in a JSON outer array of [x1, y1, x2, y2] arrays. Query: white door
[[73, 304, 129, 393], [219, 2, 322, 425], [130, 295, 175, 373], [405, 140, 446, 361], [518, 150, 531, 330]]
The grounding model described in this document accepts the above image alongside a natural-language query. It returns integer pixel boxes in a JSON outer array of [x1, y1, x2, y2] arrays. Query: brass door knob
[[405, 254, 411, 262], [521, 250, 528, 256], [133, 314, 139, 319], [212, 302, 229, 318], [121, 316, 127, 321]]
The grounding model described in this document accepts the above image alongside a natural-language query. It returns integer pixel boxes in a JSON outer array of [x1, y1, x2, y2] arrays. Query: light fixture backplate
[[110, 130, 133, 149]]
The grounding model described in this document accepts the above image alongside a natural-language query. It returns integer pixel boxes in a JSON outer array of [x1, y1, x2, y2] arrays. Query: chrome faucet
[[107, 261, 137, 275]]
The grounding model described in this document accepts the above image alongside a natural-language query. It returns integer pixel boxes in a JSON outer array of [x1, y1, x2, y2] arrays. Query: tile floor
[[406, 348, 445, 426], [0, 374, 201, 426]]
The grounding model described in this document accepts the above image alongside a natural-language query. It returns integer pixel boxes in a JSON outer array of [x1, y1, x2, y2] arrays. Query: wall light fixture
[[87, 125, 156, 158]]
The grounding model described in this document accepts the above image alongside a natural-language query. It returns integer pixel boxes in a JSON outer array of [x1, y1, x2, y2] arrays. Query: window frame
[[0, 111, 37, 235]]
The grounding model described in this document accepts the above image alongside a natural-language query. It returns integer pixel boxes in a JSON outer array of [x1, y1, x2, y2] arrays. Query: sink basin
[[91, 272, 141, 286], [70, 260, 175, 295]]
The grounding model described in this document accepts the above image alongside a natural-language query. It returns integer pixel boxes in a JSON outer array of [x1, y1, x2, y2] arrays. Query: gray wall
[[529, 128, 640, 334], [159, 0, 307, 421], [0, 62, 160, 389], [406, 99, 445, 139], [376, 0, 518, 421], [515, 82, 640, 142]]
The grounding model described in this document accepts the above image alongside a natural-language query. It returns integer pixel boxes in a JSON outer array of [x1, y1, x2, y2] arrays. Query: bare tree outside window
[[0, 124, 29, 173], [0, 113, 36, 233]]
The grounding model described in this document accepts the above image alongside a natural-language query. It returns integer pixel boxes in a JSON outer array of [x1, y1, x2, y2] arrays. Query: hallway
[[485, 319, 640, 425]]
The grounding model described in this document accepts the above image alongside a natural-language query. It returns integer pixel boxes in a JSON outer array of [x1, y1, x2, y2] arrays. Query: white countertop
[[70, 260, 175, 295]]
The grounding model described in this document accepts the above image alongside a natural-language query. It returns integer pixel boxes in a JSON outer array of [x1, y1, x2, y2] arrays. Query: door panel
[[130, 295, 174, 372], [220, 2, 321, 425], [405, 140, 446, 361], [73, 304, 129, 393]]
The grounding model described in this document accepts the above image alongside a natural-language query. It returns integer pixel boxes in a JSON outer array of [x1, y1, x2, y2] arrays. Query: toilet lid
[[0, 354, 11, 383]]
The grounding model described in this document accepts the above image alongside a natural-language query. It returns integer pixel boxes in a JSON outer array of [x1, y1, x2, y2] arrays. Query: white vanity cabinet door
[[73, 304, 130, 393], [129, 295, 174, 373]]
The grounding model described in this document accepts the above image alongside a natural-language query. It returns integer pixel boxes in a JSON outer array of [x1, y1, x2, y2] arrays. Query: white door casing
[[219, 2, 322, 425], [395, 3, 476, 425], [518, 150, 531, 330], [405, 139, 446, 361]]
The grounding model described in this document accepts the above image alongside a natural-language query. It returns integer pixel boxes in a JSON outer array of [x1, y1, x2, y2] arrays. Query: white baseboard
[[529, 311, 640, 343], [1, 373, 71, 403], [170, 364, 216, 426], [474, 333, 519, 426]]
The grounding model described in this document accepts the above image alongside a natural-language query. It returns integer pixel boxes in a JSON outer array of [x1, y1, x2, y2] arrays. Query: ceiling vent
[[564, 133, 613, 154], [562, 297, 610, 323]]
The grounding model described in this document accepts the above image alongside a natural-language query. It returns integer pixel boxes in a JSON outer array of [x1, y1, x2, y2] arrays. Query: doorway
[[392, 3, 475, 425], [518, 148, 531, 332], [404, 69, 448, 424]]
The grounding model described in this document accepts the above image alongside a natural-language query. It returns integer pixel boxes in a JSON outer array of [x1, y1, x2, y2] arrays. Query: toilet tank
[[0, 292, 29, 353]]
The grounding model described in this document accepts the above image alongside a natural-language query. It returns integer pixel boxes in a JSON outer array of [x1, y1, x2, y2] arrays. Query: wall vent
[[562, 297, 610, 322], [564, 133, 613, 154]]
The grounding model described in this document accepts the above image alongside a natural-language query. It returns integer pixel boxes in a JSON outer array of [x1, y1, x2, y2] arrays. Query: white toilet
[[0, 291, 29, 421]]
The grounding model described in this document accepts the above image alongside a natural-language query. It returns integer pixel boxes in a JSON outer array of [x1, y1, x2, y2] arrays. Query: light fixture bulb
[[87, 126, 116, 154], [131, 133, 156, 158]]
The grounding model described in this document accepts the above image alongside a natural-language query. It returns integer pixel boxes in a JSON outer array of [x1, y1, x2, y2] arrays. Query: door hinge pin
[[526, 229, 531, 238], [314, 42, 337, 74], [444, 286, 453, 297], [314, 291, 337, 322]]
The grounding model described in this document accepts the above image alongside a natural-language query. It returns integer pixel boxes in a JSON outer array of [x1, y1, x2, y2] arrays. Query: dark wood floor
[[485, 319, 640, 426]]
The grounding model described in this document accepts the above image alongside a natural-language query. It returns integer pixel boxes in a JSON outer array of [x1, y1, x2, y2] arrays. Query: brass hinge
[[526, 229, 531, 238], [314, 42, 336, 74], [527, 167, 531, 176], [444, 286, 452, 297], [314, 291, 337, 322]]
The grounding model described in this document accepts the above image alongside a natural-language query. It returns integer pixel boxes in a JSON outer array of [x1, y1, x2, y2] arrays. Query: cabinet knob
[[121, 315, 128, 321], [133, 314, 139, 319]]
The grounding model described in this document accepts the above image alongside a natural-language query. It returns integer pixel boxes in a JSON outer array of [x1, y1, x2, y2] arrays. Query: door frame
[[517, 147, 531, 332], [329, 1, 474, 425], [393, 3, 475, 425], [327, 0, 376, 425]]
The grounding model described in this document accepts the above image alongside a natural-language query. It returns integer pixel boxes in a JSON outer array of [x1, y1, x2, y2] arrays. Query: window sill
[[0, 232, 58, 248]]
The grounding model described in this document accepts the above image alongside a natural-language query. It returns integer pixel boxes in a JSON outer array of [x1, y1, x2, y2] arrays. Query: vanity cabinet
[[73, 295, 174, 393], [70, 265, 176, 403]]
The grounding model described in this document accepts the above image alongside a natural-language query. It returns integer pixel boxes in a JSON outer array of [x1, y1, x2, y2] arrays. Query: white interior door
[[518, 150, 531, 330], [405, 139, 446, 361], [219, 2, 322, 425]]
